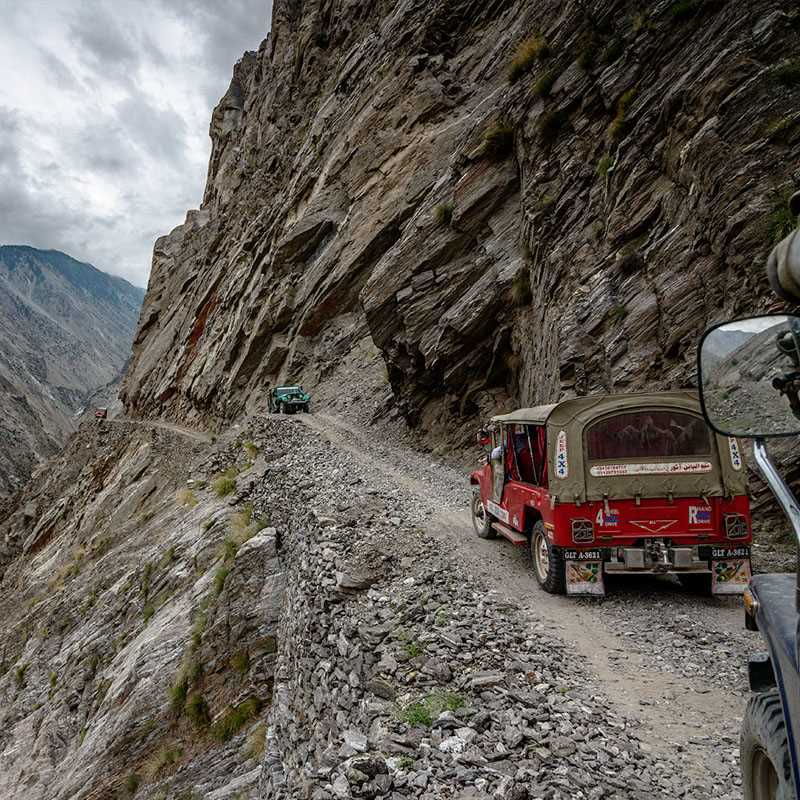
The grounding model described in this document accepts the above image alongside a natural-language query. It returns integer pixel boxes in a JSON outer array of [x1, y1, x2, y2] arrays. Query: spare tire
[[741, 688, 794, 800]]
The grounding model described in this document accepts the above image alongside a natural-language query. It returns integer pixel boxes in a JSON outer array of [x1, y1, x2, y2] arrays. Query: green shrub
[[49, 671, 57, 689], [143, 603, 155, 624], [123, 773, 140, 797], [632, 12, 654, 32], [231, 650, 250, 673], [773, 60, 800, 88], [532, 70, 556, 97], [213, 566, 231, 596], [212, 476, 236, 497], [169, 675, 189, 715], [405, 641, 423, 658], [508, 35, 550, 83], [668, 0, 701, 21], [609, 89, 636, 141], [400, 692, 465, 727], [766, 197, 797, 244], [14, 664, 27, 689], [511, 270, 533, 306], [597, 154, 613, 177], [538, 109, 568, 143], [210, 697, 263, 742], [243, 441, 259, 459], [762, 117, 798, 143], [433, 203, 454, 227], [153, 746, 182, 774], [481, 121, 514, 161], [185, 692, 211, 727]]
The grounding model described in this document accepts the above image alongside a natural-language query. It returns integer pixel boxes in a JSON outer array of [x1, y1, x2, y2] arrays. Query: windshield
[[586, 411, 712, 460], [276, 386, 301, 393]]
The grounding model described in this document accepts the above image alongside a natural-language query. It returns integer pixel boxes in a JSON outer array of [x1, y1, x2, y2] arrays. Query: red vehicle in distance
[[470, 392, 752, 596]]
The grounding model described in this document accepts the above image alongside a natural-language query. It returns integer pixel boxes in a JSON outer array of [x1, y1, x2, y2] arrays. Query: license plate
[[563, 550, 602, 561], [711, 546, 750, 559]]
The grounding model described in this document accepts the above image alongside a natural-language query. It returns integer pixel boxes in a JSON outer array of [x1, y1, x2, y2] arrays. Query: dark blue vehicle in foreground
[[697, 193, 800, 800]]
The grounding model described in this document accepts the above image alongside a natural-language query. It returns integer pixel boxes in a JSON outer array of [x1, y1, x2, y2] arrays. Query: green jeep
[[268, 385, 311, 414]]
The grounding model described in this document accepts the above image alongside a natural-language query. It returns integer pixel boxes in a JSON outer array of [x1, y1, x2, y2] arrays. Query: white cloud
[[0, 0, 270, 287]]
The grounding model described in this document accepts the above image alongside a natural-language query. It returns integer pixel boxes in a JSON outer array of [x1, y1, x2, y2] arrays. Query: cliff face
[[122, 0, 799, 439], [0, 246, 144, 494]]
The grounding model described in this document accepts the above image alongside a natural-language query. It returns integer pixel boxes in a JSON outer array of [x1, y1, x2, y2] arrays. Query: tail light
[[725, 513, 748, 539], [571, 519, 594, 543]]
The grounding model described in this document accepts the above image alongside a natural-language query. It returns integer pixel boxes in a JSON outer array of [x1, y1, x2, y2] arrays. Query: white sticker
[[728, 437, 743, 471], [688, 505, 712, 525], [486, 500, 509, 524], [555, 430, 568, 478], [595, 508, 620, 527], [589, 461, 712, 477], [566, 561, 605, 596]]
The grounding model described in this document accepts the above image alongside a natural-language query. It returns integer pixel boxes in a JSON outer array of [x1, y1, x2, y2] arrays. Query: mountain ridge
[[0, 245, 144, 494]]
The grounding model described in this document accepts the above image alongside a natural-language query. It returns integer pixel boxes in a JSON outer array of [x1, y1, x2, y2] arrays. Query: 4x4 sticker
[[728, 437, 743, 471], [555, 431, 568, 478], [590, 461, 712, 477]]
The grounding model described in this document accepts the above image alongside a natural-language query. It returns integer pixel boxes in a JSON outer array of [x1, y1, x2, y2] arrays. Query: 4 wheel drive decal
[[589, 461, 712, 476], [728, 437, 743, 471], [486, 500, 509, 524], [689, 505, 712, 525], [555, 430, 568, 478], [595, 508, 619, 527]]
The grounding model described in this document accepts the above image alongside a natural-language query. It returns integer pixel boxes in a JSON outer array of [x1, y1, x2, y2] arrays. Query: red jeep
[[470, 392, 752, 596], [94, 407, 108, 420]]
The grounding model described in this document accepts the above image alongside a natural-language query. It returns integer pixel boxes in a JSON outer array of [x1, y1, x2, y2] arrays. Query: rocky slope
[[123, 0, 800, 444], [0, 246, 144, 494]]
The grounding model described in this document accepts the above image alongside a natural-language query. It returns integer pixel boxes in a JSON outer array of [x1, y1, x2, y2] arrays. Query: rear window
[[586, 411, 711, 461]]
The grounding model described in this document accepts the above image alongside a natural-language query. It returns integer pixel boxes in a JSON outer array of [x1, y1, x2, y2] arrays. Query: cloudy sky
[[0, 0, 271, 288]]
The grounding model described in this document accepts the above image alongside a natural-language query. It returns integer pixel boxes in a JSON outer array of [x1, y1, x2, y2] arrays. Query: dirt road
[[299, 410, 761, 793]]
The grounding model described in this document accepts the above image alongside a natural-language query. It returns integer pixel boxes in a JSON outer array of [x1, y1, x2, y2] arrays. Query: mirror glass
[[700, 315, 800, 437]]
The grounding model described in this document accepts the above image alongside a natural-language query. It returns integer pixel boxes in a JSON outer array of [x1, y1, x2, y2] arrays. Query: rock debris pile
[[236, 417, 730, 799]]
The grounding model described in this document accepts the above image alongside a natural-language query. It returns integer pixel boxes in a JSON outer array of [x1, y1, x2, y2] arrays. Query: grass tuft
[[609, 89, 636, 141], [210, 697, 263, 743], [231, 650, 250, 673], [15, 663, 27, 689], [538, 109, 568, 143], [211, 476, 236, 497], [433, 203, 454, 227], [213, 566, 231, 596], [400, 692, 465, 727], [480, 121, 514, 161], [508, 35, 550, 83], [606, 305, 629, 324], [766, 196, 798, 245], [185, 692, 211, 728], [247, 722, 268, 760], [772, 60, 800, 89], [243, 441, 259, 460], [532, 70, 557, 97], [597, 154, 614, 178], [176, 488, 198, 508], [511, 270, 533, 306]]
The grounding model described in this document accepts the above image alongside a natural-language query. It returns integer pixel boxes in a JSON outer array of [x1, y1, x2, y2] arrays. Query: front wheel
[[530, 521, 566, 594], [471, 491, 495, 539], [302, 403, 310, 413], [741, 689, 793, 800], [279, 402, 286, 414]]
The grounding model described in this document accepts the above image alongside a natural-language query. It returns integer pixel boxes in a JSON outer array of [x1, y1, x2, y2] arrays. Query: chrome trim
[[753, 438, 800, 548]]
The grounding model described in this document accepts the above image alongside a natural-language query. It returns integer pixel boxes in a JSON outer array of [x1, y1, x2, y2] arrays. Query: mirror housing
[[698, 314, 800, 439]]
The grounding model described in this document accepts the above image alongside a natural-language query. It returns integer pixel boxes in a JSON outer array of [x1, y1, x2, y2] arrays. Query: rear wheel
[[471, 491, 495, 539], [741, 689, 793, 800], [530, 521, 566, 594], [302, 403, 310, 413], [678, 572, 713, 595]]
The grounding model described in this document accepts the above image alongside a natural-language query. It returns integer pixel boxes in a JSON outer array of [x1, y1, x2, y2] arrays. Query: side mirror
[[698, 314, 800, 438]]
